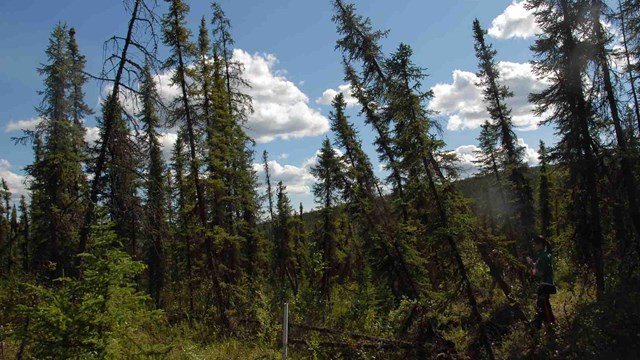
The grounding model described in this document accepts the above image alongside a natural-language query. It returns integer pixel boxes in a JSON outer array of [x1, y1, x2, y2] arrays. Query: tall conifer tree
[[162, 0, 226, 319], [472, 19, 534, 249], [140, 64, 168, 307], [311, 138, 342, 301], [528, 0, 606, 296], [28, 24, 87, 276], [538, 141, 553, 238]]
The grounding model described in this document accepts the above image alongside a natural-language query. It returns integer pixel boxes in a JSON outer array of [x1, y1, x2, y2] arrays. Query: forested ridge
[[1, 0, 640, 358]]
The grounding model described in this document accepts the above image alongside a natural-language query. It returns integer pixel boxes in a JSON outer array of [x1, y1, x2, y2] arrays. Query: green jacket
[[535, 249, 554, 286]]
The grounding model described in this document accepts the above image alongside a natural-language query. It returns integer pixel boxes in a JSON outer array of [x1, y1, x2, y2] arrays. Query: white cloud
[[518, 138, 540, 166], [315, 83, 358, 107], [451, 144, 481, 176], [233, 49, 330, 142], [158, 131, 178, 160], [85, 126, 100, 145], [253, 159, 315, 195], [4, 117, 42, 133], [430, 61, 549, 131], [300, 148, 344, 170], [450, 139, 540, 177], [488, 1, 540, 39], [0, 159, 28, 203], [252, 146, 344, 196], [605, 22, 637, 73], [277, 153, 289, 160], [121, 49, 329, 143]]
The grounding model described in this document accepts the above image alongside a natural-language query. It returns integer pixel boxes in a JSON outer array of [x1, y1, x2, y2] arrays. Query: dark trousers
[[534, 284, 556, 329]]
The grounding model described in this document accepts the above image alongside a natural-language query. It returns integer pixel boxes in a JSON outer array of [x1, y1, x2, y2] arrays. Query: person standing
[[527, 235, 556, 329]]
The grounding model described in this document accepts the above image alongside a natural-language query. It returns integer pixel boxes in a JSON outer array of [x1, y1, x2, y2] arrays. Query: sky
[[0, 0, 557, 210]]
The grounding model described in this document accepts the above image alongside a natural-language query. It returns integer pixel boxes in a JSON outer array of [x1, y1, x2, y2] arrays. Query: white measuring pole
[[283, 302, 289, 360]]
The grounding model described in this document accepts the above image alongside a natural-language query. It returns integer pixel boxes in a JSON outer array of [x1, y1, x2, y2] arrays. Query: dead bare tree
[[75, 0, 161, 272]]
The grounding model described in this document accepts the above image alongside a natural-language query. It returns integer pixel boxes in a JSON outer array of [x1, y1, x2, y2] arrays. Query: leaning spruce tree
[[162, 0, 227, 322], [527, 0, 606, 297], [332, 2, 495, 357], [472, 18, 534, 251]]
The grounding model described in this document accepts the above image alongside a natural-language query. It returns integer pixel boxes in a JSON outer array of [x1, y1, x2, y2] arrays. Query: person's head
[[532, 235, 551, 253]]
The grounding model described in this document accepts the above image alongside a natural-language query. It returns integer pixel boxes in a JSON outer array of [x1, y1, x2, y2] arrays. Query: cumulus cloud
[[450, 138, 540, 177], [158, 132, 178, 160], [518, 138, 540, 166], [4, 117, 42, 133], [85, 126, 101, 145], [451, 144, 481, 176], [114, 49, 329, 143], [0, 159, 28, 203], [233, 49, 329, 142], [488, 1, 540, 39], [430, 61, 549, 131], [253, 159, 315, 195], [315, 83, 358, 107], [252, 147, 344, 196]]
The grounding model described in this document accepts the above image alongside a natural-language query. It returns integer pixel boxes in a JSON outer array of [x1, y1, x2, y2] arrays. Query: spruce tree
[[170, 133, 195, 313], [0, 180, 7, 275], [139, 64, 168, 308], [274, 182, 298, 298], [232, 132, 263, 281], [0, 181, 16, 274], [528, 0, 606, 296], [67, 28, 92, 133], [211, 2, 252, 123], [618, 0, 640, 130], [344, 60, 407, 220], [263, 150, 275, 223], [538, 141, 553, 238], [18, 195, 30, 272], [162, 0, 204, 229], [333, 4, 495, 355], [590, 0, 640, 242], [194, 16, 214, 127], [474, 121, 511, 234], [8, 205, 18, 273], [332, 0, 408, 218], [162, 0, 226, 319], [1, 179, 9, 219], [310, 138, 342, 301], [474, 121, 502, 181], [206, 49, 231, 231], [211, 4, 262, 283], [329, 93, 376, 203], [329, 92, 418, 301], [28, 24, 87, 277], [76, 0, 158, 274], [98, 95, 140, 255], [472, 19, 534, 249]]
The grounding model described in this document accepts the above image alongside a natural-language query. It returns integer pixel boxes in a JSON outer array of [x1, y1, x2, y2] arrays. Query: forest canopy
[[1, 0, 640, 359]]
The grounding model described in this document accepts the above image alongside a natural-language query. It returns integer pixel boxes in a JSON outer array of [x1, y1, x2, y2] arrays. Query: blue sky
[[0, 0, 555, 210]]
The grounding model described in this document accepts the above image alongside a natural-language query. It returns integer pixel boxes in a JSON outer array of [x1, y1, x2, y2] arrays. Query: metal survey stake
[[283, 302, 288, 360]]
